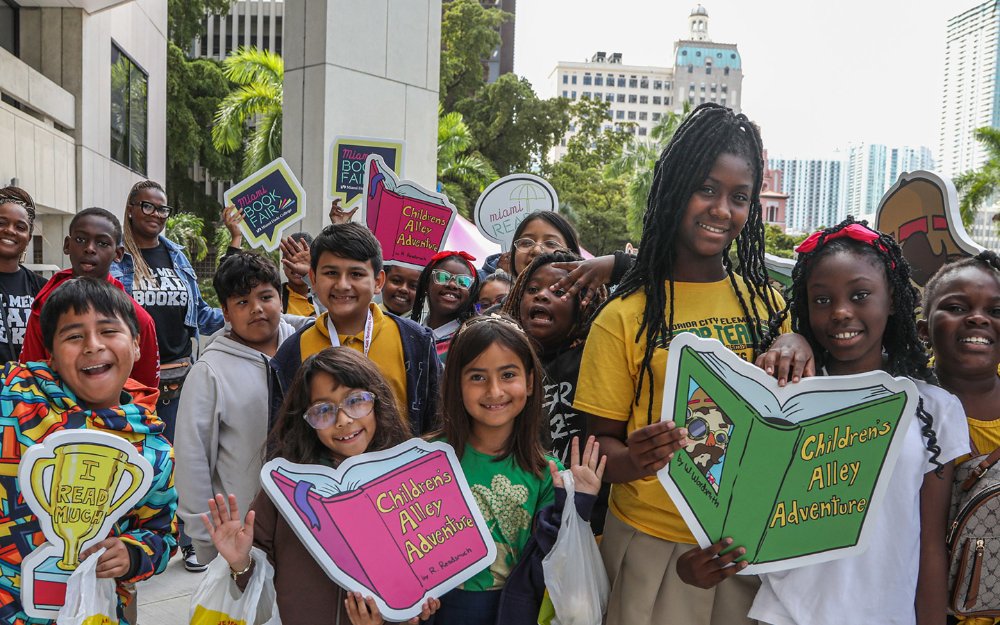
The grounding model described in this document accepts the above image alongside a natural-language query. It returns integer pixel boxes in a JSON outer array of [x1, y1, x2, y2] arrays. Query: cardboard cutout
[[330, 136, 405, 208], [362, 155, 458, 270], [224, 157, 307, 251], [657, 334, 917, 574], [260, 439, 496, 622], [19, 429, 154, 618], [875, 170, 984, 287], [473, 174, 558, 247], [763, 253, 795, 288]]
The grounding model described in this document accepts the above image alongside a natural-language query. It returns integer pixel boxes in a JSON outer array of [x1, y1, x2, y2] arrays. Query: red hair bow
[[794, 223, 884, 255], [430, 250, 477, 276]]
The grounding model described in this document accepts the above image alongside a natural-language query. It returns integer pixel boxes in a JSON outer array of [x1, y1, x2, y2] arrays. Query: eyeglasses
[[687, 417, 729, 446], [131, 200, 172, 218], [513, 238, 565, 253], [474, 295, 507, 315], [302, 391, 376, 429], [431, 269, 474, 289]]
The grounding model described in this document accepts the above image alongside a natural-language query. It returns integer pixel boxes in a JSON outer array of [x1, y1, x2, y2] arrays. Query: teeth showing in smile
[[698, 223, 726, 234], [833, 331, 861, 339], [0, 239, 16, 245], [961, 337, 993, 345], [82, 364, 111, 374], [334, 430, 363, 442], [483, 403, 509, 410]]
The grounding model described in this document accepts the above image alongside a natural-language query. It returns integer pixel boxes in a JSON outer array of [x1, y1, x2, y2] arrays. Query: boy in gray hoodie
[[174, 251, 308, 565]]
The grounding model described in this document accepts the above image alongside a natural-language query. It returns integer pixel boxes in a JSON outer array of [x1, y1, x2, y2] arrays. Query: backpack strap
[[962, 446, 1000, 492]]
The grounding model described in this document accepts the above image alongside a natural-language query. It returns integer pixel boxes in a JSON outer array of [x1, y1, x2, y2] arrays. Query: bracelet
[[229, 558, 253, 581]]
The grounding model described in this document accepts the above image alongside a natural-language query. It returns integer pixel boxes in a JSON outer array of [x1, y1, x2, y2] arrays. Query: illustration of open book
[[260, 440, 495, 622], [658, 333, 917, 574]]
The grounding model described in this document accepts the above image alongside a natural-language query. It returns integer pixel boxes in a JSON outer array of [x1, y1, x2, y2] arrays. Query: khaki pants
[[600, 512, 760, 625]]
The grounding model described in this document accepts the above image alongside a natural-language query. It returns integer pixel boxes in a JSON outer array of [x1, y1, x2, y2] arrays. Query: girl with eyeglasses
[[202, 347, 440, 624], [474, 271, 512, 316], [410, 251, 482, 364]]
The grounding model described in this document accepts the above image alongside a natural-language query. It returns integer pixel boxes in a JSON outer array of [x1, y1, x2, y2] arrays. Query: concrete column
[[282, 0, 441, 238]]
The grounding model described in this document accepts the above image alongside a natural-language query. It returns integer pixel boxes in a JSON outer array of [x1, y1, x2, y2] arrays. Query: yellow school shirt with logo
[[574, 278, 788, 543]]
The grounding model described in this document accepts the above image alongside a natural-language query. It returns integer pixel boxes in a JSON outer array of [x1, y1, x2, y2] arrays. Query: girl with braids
[[573, 103, 809, 625], [111, 179, 224, 572], [0, 186, 47, 362], [409, 250, 481, 364], [681, 218, 969, 625]]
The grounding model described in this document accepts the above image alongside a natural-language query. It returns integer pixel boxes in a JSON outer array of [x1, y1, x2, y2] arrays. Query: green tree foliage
[[954, 126, 1000, 229], [543, 99, 633, 255], [438, 108, 497, 218], [212, 46, 284, 177], [167, 0, 232, 48], [439, 0, 509, 109], [764, 224, 807, 259], [166, 213, 209, 262]]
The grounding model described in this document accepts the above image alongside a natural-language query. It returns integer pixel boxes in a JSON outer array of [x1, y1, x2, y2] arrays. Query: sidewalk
[[135, 553, 203, 624]]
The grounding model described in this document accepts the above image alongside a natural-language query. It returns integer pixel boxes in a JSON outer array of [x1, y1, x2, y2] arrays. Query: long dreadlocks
[[607, 103, 783, 425]]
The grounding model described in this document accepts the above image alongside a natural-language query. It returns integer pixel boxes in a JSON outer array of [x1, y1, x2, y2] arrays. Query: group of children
[[0, 101, 996, 625]]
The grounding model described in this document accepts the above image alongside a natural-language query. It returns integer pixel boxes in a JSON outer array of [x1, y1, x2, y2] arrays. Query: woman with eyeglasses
[[409, 251, 482, 364], [112, 179, 225, 572]]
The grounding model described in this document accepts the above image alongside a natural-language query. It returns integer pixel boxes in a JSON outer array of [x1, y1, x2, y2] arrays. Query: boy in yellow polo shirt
[[269, 223, 440, 434]]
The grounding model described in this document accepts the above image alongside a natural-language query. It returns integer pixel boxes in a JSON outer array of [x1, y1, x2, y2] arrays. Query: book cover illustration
[[657, 333, 917, 574], [260, 439, 496, 622], [362, 154, 457, 270], [19, 429, 153, 618]]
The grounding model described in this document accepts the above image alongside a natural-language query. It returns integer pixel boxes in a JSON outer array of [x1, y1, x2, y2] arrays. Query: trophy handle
[[109, 462, 145, 512], [29, 457, 56, 515]]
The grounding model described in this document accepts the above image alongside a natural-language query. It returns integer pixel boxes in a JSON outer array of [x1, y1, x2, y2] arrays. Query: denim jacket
[[111, 235, 224, 341]]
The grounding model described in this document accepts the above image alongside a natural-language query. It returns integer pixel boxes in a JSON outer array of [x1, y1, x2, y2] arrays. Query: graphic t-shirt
[[0, 267, 46, 362], [133, 244, 192, 362], [574, 278, 789, 543], [541, 345, 584, 466], [455, 444, 559, 591]]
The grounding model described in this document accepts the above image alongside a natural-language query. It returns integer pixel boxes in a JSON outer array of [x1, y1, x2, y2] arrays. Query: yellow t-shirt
[[957, 417, 1000, 466], [286, 288, 316, 317], [574, 278, 789, 543]]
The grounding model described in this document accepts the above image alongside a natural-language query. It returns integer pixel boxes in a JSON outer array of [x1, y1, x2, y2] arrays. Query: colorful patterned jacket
[[0, 361, 177, 625]]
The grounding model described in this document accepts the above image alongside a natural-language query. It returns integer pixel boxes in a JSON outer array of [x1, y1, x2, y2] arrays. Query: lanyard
[[327, 308, 374, 357]]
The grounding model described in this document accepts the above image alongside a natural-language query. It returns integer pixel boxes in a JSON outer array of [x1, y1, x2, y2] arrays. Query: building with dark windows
[[482, 0, 515, 82]]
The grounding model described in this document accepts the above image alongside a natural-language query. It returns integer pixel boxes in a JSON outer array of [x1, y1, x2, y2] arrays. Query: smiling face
[[461, 342, 533, 439], [222, 281, 282, 352], [64, 215, 124, 279], [806, 250, 892, 376], [309, 371, 377, 465], [127, 187, 168, 243], [921, 265, 1000, 379], [427, 258, 474, 321], [512, 218, 569, 275], [382, 265, 420, 315], [309, 251, 384, 331], [49, 307, 140, 409], [0, 201, 32, 262], [518, 265, 576, 349], [675, 152, 753, 278]]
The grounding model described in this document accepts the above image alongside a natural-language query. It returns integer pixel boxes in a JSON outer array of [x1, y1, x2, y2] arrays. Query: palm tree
[[212, 46, 283, 177], [437, 107, 497, 216], [954, 127, 1000, 229], [166, 213, 209, 262]]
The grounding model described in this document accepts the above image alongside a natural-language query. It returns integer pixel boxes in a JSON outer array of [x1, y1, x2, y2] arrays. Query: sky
[[514, 0, 981, 160]]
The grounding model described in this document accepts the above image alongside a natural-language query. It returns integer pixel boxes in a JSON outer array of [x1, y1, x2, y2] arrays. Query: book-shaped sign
[[657, 333, 917, 574], [224, 157, 307, 251], [473, 174, 558, 247], [260, 439, 496, 621], [362, 155, 457, 270], [19, 429, 154, 618], [330, 136, 405, 208]]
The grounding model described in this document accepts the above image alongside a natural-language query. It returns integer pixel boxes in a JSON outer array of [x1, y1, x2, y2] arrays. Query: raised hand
[[549, 435, 607, 496], [280, 236, 311, 284], [329, 198, 360, 225], [201, 493, 255, 572], [223, 204, 245, 248]]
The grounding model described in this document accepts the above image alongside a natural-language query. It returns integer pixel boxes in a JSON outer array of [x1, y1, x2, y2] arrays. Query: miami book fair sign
[[260, 439, 496, 622], [329, 136, 405, 210], [657, 333, 917, 574], [224, 157, 307, 251]]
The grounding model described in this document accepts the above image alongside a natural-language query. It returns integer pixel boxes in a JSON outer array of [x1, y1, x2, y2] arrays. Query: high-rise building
[[845, 143, 934, 223], [939, 0, 1000, 179], [482, 0, 515, 82], [193, 0, 284, 60], [767, 156, 846, 234], [549, 5, 742, 159]]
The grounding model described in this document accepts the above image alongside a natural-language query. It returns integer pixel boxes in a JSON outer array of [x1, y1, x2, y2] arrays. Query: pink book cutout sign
[[259, 439, 496, 622], [362, 155, 457, 270]]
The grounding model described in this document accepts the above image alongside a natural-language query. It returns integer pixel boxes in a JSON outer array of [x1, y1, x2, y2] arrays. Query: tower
[[689, 5, 710, 42]]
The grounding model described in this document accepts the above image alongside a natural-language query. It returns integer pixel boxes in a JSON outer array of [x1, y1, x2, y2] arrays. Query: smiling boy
[[20, 208, 160, 389], [0, 277, 176, 624], [269, 223, 440, 434]]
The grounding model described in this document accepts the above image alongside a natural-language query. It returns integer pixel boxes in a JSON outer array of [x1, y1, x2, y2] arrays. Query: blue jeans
[[434, 589, 501, 625]]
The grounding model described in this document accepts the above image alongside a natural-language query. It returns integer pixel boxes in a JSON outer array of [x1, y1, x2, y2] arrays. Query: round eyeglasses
[[302, 391, 376, 429], [131, 200, 172, 218]]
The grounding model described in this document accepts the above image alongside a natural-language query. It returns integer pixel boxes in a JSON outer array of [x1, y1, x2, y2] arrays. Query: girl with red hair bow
[[410, 251, 482, 364]]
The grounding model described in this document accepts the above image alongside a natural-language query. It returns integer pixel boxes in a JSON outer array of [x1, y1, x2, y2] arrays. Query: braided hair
[[409, 254, 482, 326], [123, 180, 166, 288], [606, 103, 783, 425], [923, 249, 1000, 311], [787, 216, 943, 473], [0, 186, 37, 233]]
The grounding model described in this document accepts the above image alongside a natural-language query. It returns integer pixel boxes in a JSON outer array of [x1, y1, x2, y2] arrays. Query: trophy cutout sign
[[19, 429, 153, 618]]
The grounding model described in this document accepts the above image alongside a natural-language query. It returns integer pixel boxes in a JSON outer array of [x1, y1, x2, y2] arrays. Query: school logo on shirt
[[133, 268, 190, 308], [657, 317, 764, 355], [0, 293, 32, 346]]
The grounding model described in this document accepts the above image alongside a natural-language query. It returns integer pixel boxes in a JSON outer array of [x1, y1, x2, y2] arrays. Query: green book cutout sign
[[658, 334, 917, 574]]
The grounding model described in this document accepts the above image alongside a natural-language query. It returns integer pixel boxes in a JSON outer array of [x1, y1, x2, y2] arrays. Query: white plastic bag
[[542, 472, 610, 625], [189, 547, 281, 625], [56, 547, 120, 625]]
